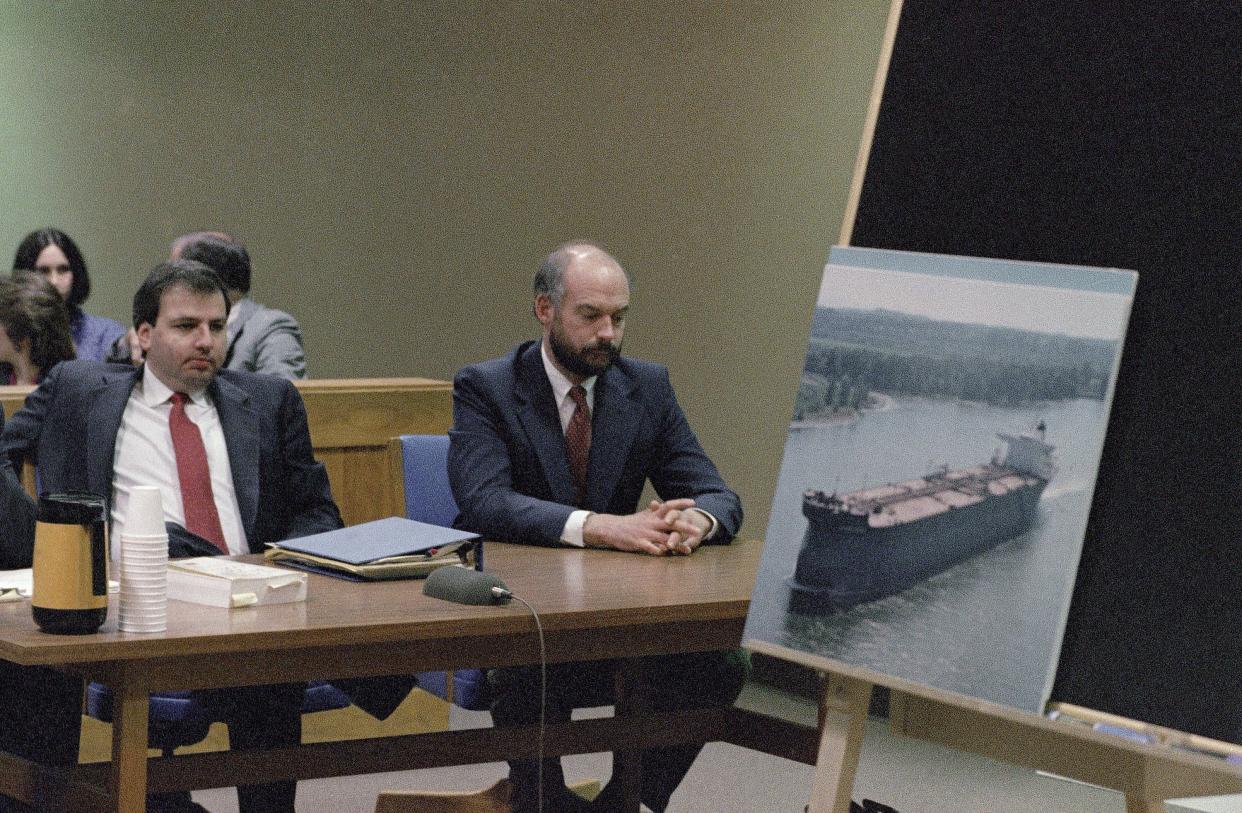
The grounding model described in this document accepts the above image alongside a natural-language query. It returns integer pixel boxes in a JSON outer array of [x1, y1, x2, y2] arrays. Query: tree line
[[793, 308, 1117, 419]]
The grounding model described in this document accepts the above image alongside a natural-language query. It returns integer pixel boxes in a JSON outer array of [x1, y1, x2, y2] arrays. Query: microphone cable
[[496, 588, 548, 813]]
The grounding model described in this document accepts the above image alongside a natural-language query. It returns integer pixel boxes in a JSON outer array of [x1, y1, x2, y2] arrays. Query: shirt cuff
[[690, 508, 719, 541], [560, 510, 590, 547]]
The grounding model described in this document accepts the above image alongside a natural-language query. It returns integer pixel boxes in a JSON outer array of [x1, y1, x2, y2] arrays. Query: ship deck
[[835, 465, 1040, 528]]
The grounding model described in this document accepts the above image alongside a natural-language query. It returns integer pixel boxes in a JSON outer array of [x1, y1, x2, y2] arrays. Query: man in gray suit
[[115, 232, 308, 379], [174, 232, 307, 379]]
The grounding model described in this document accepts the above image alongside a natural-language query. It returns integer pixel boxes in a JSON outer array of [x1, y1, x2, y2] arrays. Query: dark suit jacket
[[0, 405, 36, 569], [0, 360, 341, 564], [448, 340, 742, 546]]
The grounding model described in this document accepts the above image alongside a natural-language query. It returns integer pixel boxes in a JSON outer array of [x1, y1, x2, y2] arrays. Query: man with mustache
[[446, 241, 747, 813], [0, 259, 341, 813]]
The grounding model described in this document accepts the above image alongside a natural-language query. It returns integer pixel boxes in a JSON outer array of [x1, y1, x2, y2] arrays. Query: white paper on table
[[0, 568, 119, 601]]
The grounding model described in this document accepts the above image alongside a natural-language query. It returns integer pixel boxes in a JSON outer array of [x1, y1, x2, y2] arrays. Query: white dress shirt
[[110, 365, 247, 558], [540, 342, 717, 547]]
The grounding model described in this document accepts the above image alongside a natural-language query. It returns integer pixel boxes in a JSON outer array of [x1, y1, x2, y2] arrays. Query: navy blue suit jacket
[[0, 360, 342, 563], [0, 405, 36, 568], [448, 341, 741, 546]]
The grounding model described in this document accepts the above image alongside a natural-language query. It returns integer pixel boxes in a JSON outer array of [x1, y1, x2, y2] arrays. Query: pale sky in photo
[[817, 264, 1133, 341]]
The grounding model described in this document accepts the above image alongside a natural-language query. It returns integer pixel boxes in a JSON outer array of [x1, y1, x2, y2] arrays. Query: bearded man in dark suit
[[447, 242, 748, 813]]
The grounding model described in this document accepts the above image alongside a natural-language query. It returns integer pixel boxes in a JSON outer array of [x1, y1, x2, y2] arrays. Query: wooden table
[[0, 540, 818, 812]]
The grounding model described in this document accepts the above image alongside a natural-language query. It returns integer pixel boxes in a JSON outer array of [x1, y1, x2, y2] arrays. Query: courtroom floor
[[190, 680, 1138, 813]]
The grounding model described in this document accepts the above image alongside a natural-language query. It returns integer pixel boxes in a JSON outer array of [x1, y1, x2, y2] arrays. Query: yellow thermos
[[31, 493, 109, 634]]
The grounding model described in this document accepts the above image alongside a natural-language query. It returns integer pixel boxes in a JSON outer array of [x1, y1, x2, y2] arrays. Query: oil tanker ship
[[788, 423, 1055, 613]]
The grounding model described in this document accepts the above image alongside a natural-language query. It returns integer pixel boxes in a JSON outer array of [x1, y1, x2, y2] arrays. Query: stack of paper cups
[[118, 486, 168, 633]]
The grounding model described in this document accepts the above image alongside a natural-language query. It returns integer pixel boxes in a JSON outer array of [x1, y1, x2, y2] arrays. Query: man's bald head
[[169, 230, 236, 261], [533, 241, 630, 308]]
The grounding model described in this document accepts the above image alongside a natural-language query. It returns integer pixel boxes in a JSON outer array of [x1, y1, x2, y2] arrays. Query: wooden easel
[[786, 0, 1242, 808], [806, 673, 872, 813], [799, 0, 903, 800], [782, 660, 1242, 813]]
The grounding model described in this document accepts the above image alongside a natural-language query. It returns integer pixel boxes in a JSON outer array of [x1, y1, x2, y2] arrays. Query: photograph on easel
[[744, 246, 1137, 712]]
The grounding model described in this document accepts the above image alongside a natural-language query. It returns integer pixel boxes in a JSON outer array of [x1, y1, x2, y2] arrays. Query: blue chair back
[[400, 434, 458, 526], [398, 434, 490, 711]]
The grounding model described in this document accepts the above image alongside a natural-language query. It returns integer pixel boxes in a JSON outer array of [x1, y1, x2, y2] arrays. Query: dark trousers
[[151, 683, 304, 813], [0, 660, 301, 813], [0, 662, 81, 813], [490, 649, 749, 813]]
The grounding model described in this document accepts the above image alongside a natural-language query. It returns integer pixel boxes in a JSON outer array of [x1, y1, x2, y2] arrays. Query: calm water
[[743, 396, 1111, 711]]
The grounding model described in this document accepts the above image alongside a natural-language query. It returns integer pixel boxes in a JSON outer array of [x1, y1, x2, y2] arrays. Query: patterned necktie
[[565, 385, 591, 506], [169, 392, 228, 553]]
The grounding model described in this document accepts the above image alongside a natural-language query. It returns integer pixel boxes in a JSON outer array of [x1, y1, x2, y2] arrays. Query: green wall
[[0, 0, 891, 538]]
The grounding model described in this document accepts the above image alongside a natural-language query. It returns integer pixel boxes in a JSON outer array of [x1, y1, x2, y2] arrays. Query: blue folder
[[277, 516, 481, 566]]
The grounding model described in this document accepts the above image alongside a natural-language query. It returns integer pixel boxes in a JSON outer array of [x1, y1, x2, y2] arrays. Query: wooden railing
[[293, 378, 453, 525], [0, 377, 453, 526]]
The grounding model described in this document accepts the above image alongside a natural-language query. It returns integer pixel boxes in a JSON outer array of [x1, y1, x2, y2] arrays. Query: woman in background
[[12, 228, 125, 361], [0, 273, 76, 385]]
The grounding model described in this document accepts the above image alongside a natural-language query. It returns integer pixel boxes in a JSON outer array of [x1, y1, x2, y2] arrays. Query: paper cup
[[120, 564, 167, 574], [119, 576, 167, 587], [120, 536, 169, 549], [119, 551, 167, 563], [120, 571, 166, 582], [118, 621, 167, 634], [121, 530, 169, 540], [118, 610, 166, 623], [119, 586, 166, 595], [125, 487, 166, 537], [119, 610, 166, 621], [119, 594, 167, 606], [120, 547, 168, 559], [119, 583, 167, 595], [121, 535, 169, 549], [120, 552, 168, 565], [119, 579, 167, 591], [119, 611, 166, 624]]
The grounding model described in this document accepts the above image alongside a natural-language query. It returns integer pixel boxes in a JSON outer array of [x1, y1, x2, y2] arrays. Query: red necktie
[[169, 392, 228, 553], [565, 385, 591, 506]]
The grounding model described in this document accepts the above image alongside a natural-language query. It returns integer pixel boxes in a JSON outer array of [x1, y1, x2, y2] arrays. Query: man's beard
[[548, 321, 621, 379]]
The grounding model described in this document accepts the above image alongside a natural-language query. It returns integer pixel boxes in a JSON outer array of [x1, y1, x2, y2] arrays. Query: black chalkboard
[[850, 0, 1242, 743]]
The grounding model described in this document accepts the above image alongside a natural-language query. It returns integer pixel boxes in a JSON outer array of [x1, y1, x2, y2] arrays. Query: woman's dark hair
[[0, 273, 76, 376], [12, 227, 91, 308]]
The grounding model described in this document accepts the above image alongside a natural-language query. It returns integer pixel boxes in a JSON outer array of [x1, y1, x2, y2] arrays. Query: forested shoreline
[[794, 308, 1117, 420]]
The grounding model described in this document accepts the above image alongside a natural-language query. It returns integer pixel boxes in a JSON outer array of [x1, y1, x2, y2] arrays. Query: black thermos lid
[[37, 493, 106, 525]]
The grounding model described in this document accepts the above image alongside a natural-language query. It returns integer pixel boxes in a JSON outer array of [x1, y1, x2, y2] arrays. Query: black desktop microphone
[[423, 565, 512, 605], [424, 563, 547, 812]]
